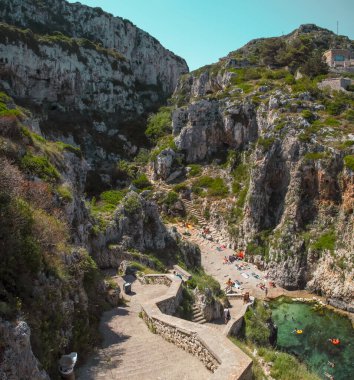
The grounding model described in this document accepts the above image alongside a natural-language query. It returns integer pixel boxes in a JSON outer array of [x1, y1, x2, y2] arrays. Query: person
[[243, 292, 250, 304], [265, 287, 268, 297], [224, 307, 230, 324]]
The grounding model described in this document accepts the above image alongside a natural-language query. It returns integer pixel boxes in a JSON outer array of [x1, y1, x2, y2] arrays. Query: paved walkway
[[77, 276, 210, 380]]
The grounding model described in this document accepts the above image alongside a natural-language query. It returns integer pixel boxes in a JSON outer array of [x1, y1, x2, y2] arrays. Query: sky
[[67, 0, 354, 70]]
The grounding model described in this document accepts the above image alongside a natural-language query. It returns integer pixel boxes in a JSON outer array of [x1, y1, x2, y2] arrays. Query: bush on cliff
[[244, 300, 272, 346], [145, 106, 172, 142]]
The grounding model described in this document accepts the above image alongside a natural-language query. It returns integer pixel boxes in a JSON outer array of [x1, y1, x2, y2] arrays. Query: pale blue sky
[[67, 0, 354, 70]]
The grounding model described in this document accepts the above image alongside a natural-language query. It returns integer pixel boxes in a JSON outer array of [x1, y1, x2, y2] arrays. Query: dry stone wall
[[141, 274, 253, 380]]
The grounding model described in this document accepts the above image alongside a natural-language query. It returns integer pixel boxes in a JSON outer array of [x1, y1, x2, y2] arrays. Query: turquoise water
[[270, 297, 354, 380]]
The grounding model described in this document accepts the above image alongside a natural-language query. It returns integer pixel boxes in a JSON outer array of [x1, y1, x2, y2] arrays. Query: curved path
[[77, 276, 210, 380]]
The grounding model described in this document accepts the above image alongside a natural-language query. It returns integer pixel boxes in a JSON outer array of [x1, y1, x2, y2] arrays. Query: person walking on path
[[224, 308, 230, 324]]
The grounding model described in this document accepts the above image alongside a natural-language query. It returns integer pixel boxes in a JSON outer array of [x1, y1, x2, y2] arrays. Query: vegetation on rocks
[[145, 106, 173, 142], [191, 176, 228, 197], [230, 338, 320, 380], [243, 300, 272, 346]]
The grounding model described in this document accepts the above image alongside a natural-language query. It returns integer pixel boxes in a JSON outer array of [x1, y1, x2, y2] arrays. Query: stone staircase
[[192, 304, 207, 324], [183, 199, 208, 227], [154, 180, 227, 244]]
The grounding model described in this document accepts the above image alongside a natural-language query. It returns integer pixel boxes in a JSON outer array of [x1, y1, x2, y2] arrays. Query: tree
[[300, 51, 329, 78], [260, 38, 285, 67]]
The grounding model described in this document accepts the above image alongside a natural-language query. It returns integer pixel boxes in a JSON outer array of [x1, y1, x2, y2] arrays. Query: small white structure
[[318, 77, 352, 92], [59, 352, 77, 379]]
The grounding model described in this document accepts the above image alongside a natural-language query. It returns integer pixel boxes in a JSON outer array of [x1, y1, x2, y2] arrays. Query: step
[[192, 317, 207, 324]]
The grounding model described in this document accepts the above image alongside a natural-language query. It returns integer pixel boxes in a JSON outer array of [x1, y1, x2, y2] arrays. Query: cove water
[[270, 297, 354, 380]]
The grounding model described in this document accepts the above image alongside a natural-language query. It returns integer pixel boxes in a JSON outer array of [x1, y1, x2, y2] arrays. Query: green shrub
[[134, 148, 150, 165], [145, 106, 172, 142], [344, 155, 354, 171], [56, 141, 81, 157], [164, 191, 179, 206], [345, 109, 354, 122], [116, 160, 137, 179], [0, 108, 24, 119], [173, 183, 188, 193], [150, 135, 176, 161], [310, 229, 336, 252], [186, 268, 222, 296], [132, 173, 152, 190], [323, 117, 340, 127], [244, 300, 272, 346], [21, 153, 59, 181], [304, 152, 329, 160], [257, 347, 320, 380], [187, 164, 202, 177], [192, 176, 228, 197], [301, 110, 315, 123], [257, 137, 275, 152], [101, 189, 127, 205], [57, 183, 73, 202], [90, 189, 128, 216], [325, 96, 347, 116], [292, 77, 319, 96], [122, 192, 141, 214], [175, 287, 195, 321]]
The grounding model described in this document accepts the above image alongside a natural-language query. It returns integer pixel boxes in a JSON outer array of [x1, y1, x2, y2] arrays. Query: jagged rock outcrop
[[172, 99, 258, 162], [153, 148, 176, 180], [0, 319, 50, 380], [90, 192, 201, 268], [0, 0, 188, 177]]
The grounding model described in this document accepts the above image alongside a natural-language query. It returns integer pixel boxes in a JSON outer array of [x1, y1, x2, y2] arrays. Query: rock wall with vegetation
[[0, 0, 188, 185], [0, 92, 110, 378], [147, 25, 354, 311], [0, 90, 201, 378]]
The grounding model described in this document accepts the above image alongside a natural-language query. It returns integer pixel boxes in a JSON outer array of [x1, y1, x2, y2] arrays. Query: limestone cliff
[[0, 0, 188, 181], [151, 25, 354, 312]]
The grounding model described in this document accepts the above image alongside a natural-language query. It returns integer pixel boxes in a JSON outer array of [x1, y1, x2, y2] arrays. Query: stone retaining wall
[[141, 274, 253, 380], [142, 312, 219, 372]]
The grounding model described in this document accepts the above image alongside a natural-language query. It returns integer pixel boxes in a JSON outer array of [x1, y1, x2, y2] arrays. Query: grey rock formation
[[0, 0, 188, 97], [173, 99, 258, 162], [0, 319, 50, 380], [0, 0, 188, 172], [90, 193, 201, 269], [153, 148, 176, 180]]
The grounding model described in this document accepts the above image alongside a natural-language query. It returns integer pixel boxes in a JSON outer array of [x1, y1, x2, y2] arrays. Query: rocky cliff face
[[153, 25, 354, 311], [89, 191, 201, 269], [0, 0, 188, 181], [0, 319, 50, 380], [0, 0, 187, 96]]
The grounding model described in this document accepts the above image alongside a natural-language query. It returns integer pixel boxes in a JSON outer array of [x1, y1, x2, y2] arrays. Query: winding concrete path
[[77, 276, 210, 380]]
